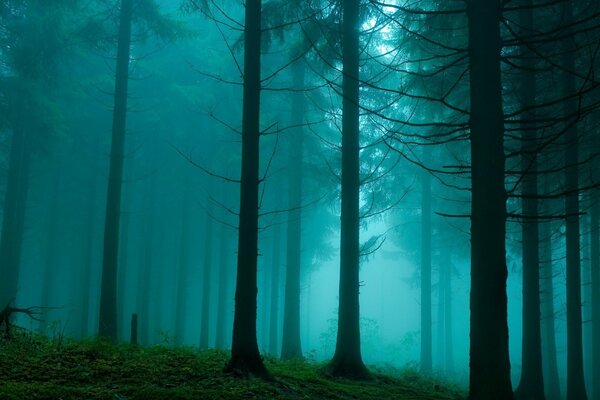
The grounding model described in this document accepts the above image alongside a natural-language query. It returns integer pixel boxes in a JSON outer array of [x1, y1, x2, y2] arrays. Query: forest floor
[[0, 332, 464, 400]]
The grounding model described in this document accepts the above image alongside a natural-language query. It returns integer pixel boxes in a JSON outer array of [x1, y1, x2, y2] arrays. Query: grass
[[0, 332, 465, 399]]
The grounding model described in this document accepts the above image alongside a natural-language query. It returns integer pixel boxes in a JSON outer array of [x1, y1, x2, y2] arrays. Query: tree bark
[[225, 0, 268, 378], [268, 223, 281, 356], [420, 149, 432, 373], [0, 112, 31, 308], [200, 216, 213, 349], [99, 0, 133, 341], [215, 224, 231, 350], [467, 0, 513, 398], [591, 190, 600, 400], [281, 60, 305, 360], [514, 1, 545, 398], [175, 177, 192, 346], [540, 220, 561, 400], [561, 1, 587, 398], [326, 0, 369, 379]]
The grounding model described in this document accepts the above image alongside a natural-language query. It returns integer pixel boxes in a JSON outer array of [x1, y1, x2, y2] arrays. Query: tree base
[[224, 354, 272, 380], [323, 356, 371, 380], [514, 383, 545, 400]]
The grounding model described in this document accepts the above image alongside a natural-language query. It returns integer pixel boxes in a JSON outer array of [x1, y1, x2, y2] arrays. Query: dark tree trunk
[[281, 60, 305, 360], [561, 1, 587, 398], [268, 223, 281, 356], [420, 150, 432, 373], [325, 0, 369, 379], [540, 220, 561, 400], [225, 0, 268, 378], [39, 167, 62, 334], [200, 216, 213, 349], [117, 188, 131, 341], [442, 251, 454, 374], [98, 0, 133, 341], [515, 2, 545, 398], [175, 178, 192, 346], [215, 224, 231, 350], [591, 190, 600, 400], [0, 115, 31, 308], [466, 1, 513, 398]]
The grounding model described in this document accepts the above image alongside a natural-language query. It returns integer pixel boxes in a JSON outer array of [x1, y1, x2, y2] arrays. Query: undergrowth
[[0, 332, 465, 399]]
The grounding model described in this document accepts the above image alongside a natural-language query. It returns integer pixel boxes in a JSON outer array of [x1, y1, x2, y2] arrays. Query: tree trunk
[[591, 190, 600, 400], [225, 0, 268, 377], [0, 114, 31, 308], [175, 178, 192, 346], [561, 1, 587, 398], [514, 2, 545, 398], [420, 149, 432, 373], [215, 224, 231, 350], [442, 251, 454, 374], [467, 1, 513, 398], [281, 60, 305, 360], [540, 220, 561, 400], [98, 0, 133, 341], [326, 0, 369, 379], [200, 216, 214, 349], [268, 224, 281, 356]]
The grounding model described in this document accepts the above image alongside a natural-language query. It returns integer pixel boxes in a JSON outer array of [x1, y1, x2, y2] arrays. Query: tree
[[225, 0, 269, 378], [281, 60, 306, 360], [466, 0, 513, 398], [514, 1, 544, 398], [325, 0, 369, 379], [561, 1, 587, 398], [98, 0, 134, 341]]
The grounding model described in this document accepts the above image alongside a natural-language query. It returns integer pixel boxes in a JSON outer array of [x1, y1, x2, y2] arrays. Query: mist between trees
[[0, 1, 599, 399]]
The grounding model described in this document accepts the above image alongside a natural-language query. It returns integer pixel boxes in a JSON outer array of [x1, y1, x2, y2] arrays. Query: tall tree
[[561, 1, 587, 398], [514, 1, 544, 398], [325, 0, 369, 379], [281, 60, 305, 360], [540, 218, 561, 400], [225, 0, 268, 377], [467, 0, 513, 398], [591, 189, 600, 400], [98, 0, 133, 341], [420, 149, 432, 373], [199, 215, 214, 349]]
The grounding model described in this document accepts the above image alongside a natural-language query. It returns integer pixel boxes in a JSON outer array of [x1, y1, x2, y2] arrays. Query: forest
[[0, 0, 599, 399]]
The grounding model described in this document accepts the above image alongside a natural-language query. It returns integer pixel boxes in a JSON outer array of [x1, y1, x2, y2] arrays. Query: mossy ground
[[0, 333, 465, 399]]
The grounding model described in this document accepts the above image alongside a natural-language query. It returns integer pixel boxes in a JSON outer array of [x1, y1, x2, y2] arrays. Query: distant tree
[[98, 0, 134, 342]]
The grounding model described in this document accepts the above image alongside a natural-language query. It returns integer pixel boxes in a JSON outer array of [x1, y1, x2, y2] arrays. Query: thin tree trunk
[[326, 0, 368, 379], [99, 0, 133, 341], [225, 0, 268, 377], [561, 1, 587, 398], [39, 166, 62, 334], [281, 60, 305, 360], [215, 224, 231, 350], [444, 255, 454, 374], [0, 114, 31, 308], [420, 149, 432, 373], [200, 216, 213, 349], [515, 2, 545, 398], [175, 178, 192, 346], [591, 190, 600, 400], [540, 220, 561, 400], [467, 1, 513, 398], [268, 224, 281, 356]]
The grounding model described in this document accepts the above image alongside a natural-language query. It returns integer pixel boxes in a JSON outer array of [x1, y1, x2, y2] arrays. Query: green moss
[[0, 333, 464, 399]]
